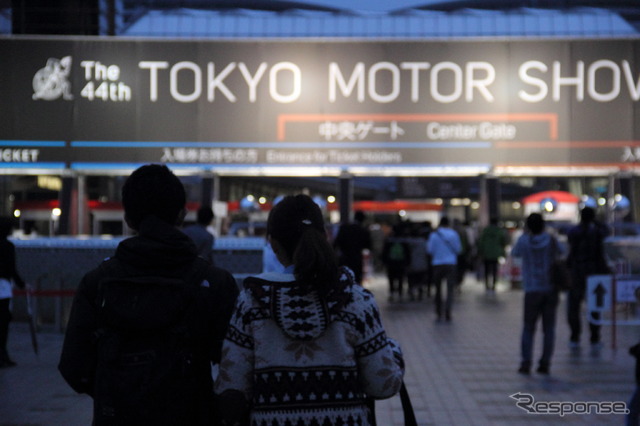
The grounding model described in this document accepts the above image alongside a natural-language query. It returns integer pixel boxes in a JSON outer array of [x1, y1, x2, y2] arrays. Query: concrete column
[[480, 174, 500, 226], [213, 173, 220, 203], [617, 172, 635, 222], [606, 174, 616, 225], [338, 171, 353, 225], [201, 172, 214, 208], [0, 176, 11, 217], [57, 171, 75, 235], [76, 174, 89, 234]]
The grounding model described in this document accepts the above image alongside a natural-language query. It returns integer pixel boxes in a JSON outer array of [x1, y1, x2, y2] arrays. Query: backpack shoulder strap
[[436, 230, 457, 255], [98, 256, 210, 287]]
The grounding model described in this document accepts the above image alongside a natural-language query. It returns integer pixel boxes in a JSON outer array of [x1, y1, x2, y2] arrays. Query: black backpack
[[93, 258, 211, 425]]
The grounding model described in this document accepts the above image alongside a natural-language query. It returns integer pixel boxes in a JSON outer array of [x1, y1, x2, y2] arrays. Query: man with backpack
[[59, 164, 239, 425]]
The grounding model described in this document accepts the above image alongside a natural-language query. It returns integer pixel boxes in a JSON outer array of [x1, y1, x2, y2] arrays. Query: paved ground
[[0, 274, 638, 425]]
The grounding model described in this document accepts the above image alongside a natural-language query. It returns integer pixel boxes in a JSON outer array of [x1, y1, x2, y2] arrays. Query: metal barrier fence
[[10, 236, 265, 330], [587, 274, 640, 350]]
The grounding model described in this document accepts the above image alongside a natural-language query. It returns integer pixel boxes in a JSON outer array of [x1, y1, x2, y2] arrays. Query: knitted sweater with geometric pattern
[[214, 267, 404, 426]]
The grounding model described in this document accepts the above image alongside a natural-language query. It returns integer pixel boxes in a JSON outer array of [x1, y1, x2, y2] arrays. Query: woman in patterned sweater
[[215, 194, 404, 426]]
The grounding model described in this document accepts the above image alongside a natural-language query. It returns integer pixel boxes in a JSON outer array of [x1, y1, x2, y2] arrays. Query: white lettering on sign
[[319, 121, 405, 141], [80, 61, 120, 81], [428, 123, 478, 140], [139, 61, 169, 102], [329, 61, 495, 103], [426, 122, 516, 140], [140, 61, 302, 104], [519, 60, 640, 103], [263, 149, 402, 164], [0, 149, 39, 162], [80, 60, 131, 102], [31, 52, 637, 106], [161, 148, 258, 163], [123, 57, 640, 105], [170, 61, 202, 103]]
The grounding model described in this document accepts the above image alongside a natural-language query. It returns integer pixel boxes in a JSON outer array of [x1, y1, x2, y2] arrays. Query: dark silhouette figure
[[59, 164, 238, 425], [566, 206, 610, 350], [478, 217, 508, 295], [382, 225, 411, 302], [333, 210, 372, 284], [406, 224, 429, 301], [627, 342, 640, 426], [0, 217, 25, 368], [183, 206, 216, 264]]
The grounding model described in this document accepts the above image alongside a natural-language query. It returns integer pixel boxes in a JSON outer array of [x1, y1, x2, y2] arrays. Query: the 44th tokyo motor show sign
[[2, 37, 640, 171]]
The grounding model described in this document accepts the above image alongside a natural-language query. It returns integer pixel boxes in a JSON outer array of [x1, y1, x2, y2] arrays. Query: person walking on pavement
[[452, 219, 471, 292], [333, 210, 372, 285], [382, 225, 411, 302], [422, 221, 435, 298], [183, 206, 216, 265], [58, 164, 239, 425], [512, 213, 561, 375], [406, 224, 429, 301], [0, 217, 26, 368], [427, 217, 461, 322], [566, 206, 610, 351], [214, 194, 404, 426], [478, 217, 508, 296]]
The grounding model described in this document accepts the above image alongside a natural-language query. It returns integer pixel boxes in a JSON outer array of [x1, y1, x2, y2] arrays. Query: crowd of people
[[333, 207, 613, 380], [348, 213, 507, 311], [340, 207, 610, 379], [0, 163, 630, 424]]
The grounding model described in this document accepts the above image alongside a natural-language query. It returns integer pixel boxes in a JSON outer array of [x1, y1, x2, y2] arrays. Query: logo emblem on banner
[[32, 56, 74, 101]]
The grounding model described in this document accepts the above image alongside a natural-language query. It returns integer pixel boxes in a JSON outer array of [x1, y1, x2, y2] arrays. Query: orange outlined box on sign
[[277, 113, 558, 142]]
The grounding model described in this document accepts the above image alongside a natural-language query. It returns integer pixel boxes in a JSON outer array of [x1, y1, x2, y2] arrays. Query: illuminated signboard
[[1, 37, 640, 172]]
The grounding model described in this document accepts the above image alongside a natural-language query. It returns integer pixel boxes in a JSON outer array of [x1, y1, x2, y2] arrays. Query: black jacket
[[0, 238, 25, 288], [58, 215, 238, 423]]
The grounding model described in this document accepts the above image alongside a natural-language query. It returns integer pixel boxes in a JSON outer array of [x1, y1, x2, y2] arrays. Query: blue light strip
[[0, 162, 66, 168], [70, 162, 210, 170], [353, 163, 492, 168], [0, 140, 66, 147], [70, 162, 491, 169], [70, 163, 146, 170], [71, 141, 492, 149]]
